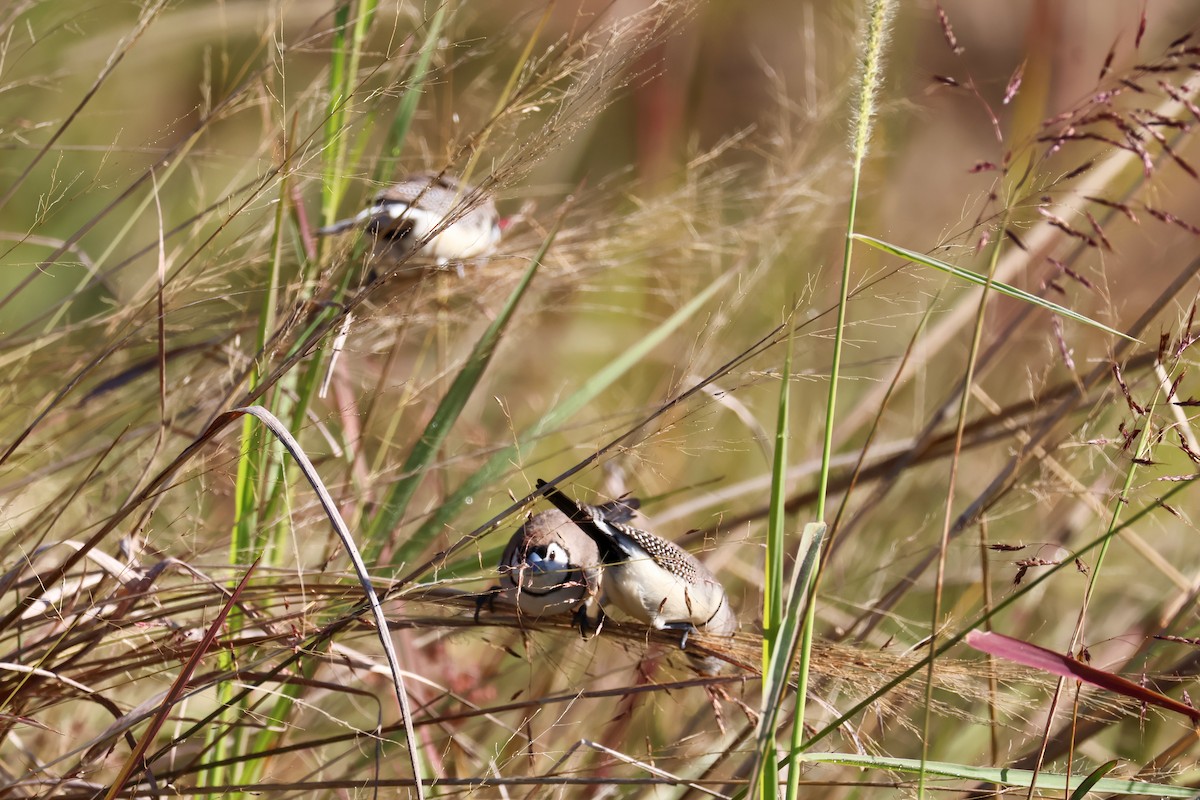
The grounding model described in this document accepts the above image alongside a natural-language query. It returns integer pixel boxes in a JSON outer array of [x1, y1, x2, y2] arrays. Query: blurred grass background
[[6, 0, 1200, 796]]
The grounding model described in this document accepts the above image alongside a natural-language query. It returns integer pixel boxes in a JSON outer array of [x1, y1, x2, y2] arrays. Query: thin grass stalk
[[979, 516, 1000, 770], [1068, 402, 1157, 649], [918, 206, 1009, 797], [790, 0, 894, 792], [793, 753, 1189, 797], [144, 168, 169, 493], [1023, 397, 1159, 799], [457, 3, 552, 188], [368, 324, 436, 482], [101, 561, 260, 800]]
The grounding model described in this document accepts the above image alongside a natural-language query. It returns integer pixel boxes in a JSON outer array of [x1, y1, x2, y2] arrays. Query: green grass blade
[[1071, 760, 1121, 800], [750, 521, 825, 798], [322, 2, 353, 227], [797, 753, 1187, 797], [852, 233, 1139, 342], [765, 343, 791, 656], [391, 268, 737, 570], [752, 336, 792, 797], [362, 220, 562, 558]]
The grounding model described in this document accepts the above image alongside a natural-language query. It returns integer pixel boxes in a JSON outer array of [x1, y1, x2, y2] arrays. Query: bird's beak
[[526, 552, 568, 574]]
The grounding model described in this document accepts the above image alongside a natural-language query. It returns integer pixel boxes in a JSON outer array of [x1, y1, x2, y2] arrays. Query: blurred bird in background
[[318, 172, 504, 272]]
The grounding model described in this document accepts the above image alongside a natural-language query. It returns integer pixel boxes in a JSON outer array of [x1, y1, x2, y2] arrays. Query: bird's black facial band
[[364, 212, 415, 242], [503, 564, 583, 597], [381, 219, 415, 241]]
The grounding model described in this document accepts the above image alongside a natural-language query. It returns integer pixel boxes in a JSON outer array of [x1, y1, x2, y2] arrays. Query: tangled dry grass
[[5, 1, 1200, 798]]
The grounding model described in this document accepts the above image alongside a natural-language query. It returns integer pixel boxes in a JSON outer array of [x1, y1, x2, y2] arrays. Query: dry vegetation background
[[6, 0, 1200, 797]]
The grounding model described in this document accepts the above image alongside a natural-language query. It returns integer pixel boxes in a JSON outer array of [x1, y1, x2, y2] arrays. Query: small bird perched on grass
[[477, 499, 640, 633], [317, 172, 503, 270], [536, 480, 738, 674]]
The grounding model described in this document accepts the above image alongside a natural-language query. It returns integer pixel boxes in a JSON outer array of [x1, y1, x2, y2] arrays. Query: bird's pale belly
[[606, 557, 724, 629]]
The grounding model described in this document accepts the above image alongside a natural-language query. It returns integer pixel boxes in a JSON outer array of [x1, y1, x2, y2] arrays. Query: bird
[[477, 499, 641, 635], [317, 172, 503, 269], [536, 480, 737, 674]]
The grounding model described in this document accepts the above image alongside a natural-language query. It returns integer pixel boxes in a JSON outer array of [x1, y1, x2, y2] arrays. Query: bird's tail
[[594, 496, 641, 525]]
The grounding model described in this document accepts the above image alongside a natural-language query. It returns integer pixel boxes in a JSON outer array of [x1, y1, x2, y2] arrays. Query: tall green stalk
[[788, 1, 895, 796], [324, 0, 378, 230], [758, 335, 792, 794], [204, 162, 293, 794], [216, 0, 412, 786]]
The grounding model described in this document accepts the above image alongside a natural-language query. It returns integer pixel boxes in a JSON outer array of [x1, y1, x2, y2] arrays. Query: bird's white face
[[516, 541, 578, 595], [526, 541, 567, 572], [495, 509, 602, 619]]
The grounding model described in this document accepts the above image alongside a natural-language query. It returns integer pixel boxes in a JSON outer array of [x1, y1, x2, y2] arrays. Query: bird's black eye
[[544, 543, 565, 563]]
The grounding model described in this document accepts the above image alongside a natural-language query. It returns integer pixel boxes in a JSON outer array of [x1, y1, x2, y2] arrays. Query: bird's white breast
[[604, 547, 727, 630]]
